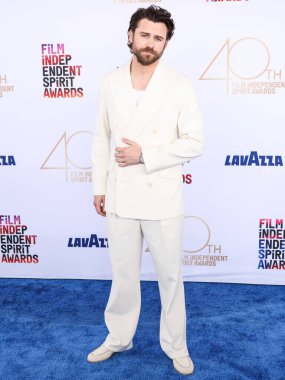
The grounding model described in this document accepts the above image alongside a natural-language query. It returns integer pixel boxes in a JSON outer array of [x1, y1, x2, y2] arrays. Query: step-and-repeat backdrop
[[1, 0, 284, 285]]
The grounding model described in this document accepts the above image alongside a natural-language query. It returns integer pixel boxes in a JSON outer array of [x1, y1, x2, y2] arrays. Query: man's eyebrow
[[139, 31, 165, 39]]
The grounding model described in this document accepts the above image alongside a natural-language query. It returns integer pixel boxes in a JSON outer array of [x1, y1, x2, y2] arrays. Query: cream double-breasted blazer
[[92, 59, 204, 220]]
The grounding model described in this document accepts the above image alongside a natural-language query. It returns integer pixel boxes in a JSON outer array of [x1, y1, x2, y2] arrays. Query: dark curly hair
[[127, 5, 175, 50]]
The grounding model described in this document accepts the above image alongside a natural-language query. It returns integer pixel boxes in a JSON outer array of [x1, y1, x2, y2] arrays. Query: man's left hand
[[115, 138, 142, 167]]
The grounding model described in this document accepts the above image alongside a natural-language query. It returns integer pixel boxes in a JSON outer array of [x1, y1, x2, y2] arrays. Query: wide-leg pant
[[102, 213, 189, 359]]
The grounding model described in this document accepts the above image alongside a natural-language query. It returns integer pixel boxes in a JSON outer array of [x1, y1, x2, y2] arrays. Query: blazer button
[[152, 129, 157, 134], [147, 182, 153, 187]]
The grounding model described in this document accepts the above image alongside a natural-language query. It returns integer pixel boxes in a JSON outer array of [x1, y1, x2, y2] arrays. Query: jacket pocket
[[158, 166, 182, 181]]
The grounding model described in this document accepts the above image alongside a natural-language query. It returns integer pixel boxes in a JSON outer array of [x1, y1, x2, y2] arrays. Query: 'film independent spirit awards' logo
[[182, 216, 226, 268], [0, 215, 38, 264], [258, 218, 285, 270], [200, 37, 285, 95], [41, 43, 83, 98], [113, 0, 163, 4], [41, 131, 92, 183], [144, 216, 225, 268], [41, 132, 193, 184], [0, 74, 14, 98], [206, 0, 250, 3]]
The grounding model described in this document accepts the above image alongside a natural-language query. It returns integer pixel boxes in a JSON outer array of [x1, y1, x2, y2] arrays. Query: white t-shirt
[[133, 88, 144, 106]]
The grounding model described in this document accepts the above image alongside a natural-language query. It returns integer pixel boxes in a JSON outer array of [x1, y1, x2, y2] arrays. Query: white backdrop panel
[[1, 0, 284, 285]]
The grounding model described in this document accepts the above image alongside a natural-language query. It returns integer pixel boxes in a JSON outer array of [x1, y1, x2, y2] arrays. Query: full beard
[[133, 48, 163, 66]]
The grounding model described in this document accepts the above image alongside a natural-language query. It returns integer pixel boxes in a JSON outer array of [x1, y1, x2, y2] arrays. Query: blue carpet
[[0, 279, 284, 380]]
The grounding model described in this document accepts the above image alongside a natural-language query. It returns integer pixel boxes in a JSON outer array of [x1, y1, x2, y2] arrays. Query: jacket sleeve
[[91, 78, 111, 195], [141, 78, 204, 174]]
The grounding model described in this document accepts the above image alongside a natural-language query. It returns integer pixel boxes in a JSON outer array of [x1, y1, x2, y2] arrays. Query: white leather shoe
[[173, 355, 194, 375], [87, 345, 114, 363]]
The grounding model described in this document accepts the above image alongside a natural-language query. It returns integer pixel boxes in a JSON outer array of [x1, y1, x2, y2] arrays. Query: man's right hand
[[94, 195, 106, 217]]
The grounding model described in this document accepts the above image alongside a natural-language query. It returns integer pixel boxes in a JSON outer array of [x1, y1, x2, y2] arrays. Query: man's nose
[[146, 38, 154, 48]]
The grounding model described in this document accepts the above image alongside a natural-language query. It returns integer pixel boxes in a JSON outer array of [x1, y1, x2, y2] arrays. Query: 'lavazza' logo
[[225, 151, 283, 166], [0, 156, 16, 166], [68, 234, 108, 248]]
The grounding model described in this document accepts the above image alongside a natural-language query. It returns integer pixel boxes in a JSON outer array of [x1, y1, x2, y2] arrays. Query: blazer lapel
[[109, 60, 136, 133], [109, 59, 172, 139], [124, 59, 172, 139]]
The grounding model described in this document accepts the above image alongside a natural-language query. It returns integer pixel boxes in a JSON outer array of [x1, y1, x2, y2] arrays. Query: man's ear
[[128, 30, 133, 45]]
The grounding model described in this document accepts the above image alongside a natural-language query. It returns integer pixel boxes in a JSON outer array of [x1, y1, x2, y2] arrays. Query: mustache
[[140, 48, 156, 54]]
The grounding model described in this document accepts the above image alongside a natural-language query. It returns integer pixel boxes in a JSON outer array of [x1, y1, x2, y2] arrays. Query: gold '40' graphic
[[199, 38, 270, 93], [41, 131, 92, 181]]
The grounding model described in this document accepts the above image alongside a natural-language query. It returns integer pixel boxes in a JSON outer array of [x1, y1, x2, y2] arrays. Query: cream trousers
[[102, 213, 189, 359]]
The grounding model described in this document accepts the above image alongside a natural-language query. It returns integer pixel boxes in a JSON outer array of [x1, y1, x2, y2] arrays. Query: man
[[88, 5, 203, 376]]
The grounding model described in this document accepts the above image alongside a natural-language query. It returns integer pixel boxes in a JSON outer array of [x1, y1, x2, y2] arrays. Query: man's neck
[[130, 56, 160, 90], [131, 55, 159, 78]]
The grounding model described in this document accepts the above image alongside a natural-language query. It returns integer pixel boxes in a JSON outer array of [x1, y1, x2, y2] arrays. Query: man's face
[[128, 18, 168, 66]]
